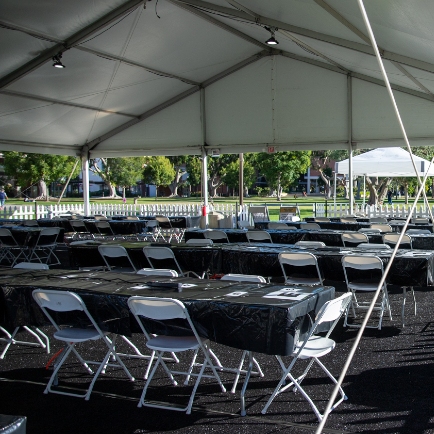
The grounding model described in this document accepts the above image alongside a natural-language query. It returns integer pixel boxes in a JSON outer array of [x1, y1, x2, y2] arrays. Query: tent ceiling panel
[[81, 0, 261, 84], [0, 28, 55, 78], [325, 0, 434, 65], [1, 0, 128, 41], [96, 92, 202, 154], [352, 78, 434, 142], [7, 49, 121, 101], [0, 101, 129, 147], [204, 0, 368, 43], [205, 57, 273, 145], [402, 65, 434, 95], [274, 55, 347, 143], [0, 94, 54, 117]]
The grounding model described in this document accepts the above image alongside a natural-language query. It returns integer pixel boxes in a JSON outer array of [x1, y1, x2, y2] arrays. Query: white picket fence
[[327, 202, 434, 218], [0, 203, 241, 220]]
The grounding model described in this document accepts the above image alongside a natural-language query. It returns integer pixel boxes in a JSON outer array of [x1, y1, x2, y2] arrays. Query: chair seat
[[146, 335, 203, 352], [54, 328, 102, 342], [297, 335, 335, 359], [348, 282, 379, 291]]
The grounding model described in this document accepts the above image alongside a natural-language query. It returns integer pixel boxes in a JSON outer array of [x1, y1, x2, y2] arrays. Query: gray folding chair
[[341, 232, 369, 247], [28, 227, 61, 265], [98, 245, 137, 272], [245, 230, 273, 243], [279, 251, 323, 286]]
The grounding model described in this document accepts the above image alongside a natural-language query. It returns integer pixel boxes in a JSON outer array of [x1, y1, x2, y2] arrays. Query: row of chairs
[[25, 268, 351, 421], [314, 216, 431, 224]]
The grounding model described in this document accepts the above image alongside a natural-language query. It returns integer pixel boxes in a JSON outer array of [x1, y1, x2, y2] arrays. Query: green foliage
[[185, 156, 202, 187], [142, 156, 176, 191], [222, 154, 256, 190], [109, 157, 145, 188], [3, 152, 79, 186]]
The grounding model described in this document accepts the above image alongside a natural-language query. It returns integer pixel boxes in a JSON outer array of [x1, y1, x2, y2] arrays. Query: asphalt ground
[[1, 248, 434, 433]]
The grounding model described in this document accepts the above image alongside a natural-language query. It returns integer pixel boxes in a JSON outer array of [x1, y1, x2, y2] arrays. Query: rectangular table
[[0, 269, 334, 356]]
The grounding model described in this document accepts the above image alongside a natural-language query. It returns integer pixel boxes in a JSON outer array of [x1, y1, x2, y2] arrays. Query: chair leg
[[0, 326, 50, 359]]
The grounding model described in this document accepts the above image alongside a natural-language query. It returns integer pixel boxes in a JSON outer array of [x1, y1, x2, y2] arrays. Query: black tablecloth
[[0, 269, 334, 356], [68, 241, 434, 287]]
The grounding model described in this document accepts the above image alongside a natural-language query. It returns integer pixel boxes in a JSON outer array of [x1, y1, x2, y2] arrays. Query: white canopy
[[335, 147, 434, 178], [2, 1, 434, 157]]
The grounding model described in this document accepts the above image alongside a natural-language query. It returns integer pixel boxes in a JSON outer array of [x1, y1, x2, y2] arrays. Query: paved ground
[[1, 248, 434, 433]]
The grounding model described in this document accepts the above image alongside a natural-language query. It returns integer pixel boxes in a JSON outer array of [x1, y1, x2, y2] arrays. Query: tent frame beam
[[174, 0, 434, 75], [0, 0, 145, 90]]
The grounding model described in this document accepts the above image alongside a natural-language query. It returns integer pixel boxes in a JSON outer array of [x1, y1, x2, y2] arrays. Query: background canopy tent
[[2, 1, 434, 158], [335, 147, 434, 178]]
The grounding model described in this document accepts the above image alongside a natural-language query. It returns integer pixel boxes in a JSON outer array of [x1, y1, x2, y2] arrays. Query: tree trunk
[[36, 180, 48, 200]]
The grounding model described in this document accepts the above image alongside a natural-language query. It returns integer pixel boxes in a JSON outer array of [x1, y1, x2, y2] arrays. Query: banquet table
[[0, 268, 334, 356], [68, 241, 434, 287]]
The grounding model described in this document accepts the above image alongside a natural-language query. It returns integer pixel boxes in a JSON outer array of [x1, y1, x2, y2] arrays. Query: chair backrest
[[340, 217, 357, 223], [23, 220, 39, 227], [342, 254, 383, 271], [295, 240, 326, 248], [203, 230, 229, 243], [14, 262, 49, 270], [128, 296, 188, 320], [126, 216, 139, 220], [0, 228, 19, 247], [301, 222, 321, 230], [238, 220, 254, 229], [94, 215, 109, 220], [95, 221, 114, 235], [268, 222, 291, 229], [314, 217, 330, 222], [155, 215, 172, 228], [137, 268, 178, 277], [314, 292, 353, 326], [69, 220, 88, 231], [370, 217, 387, 223], [35, 227, 61, 246], [412, 218, 430, 224], [248, 206, 270, 222], [278, 251, 323, 285], [185, 238, 213, 246], [357, 243, 391, 249], [245, 230, 272, 243], [98, 244, 137, 271], [220, 273, 267, 283], [143, 246, 182, 273], [370, 223, 392, 232], [406, 229, 431, 234], [341, 232, 368, 247], [383, 233, 412, 248], [358, 227, 381, 233], [33, 289, 86, 312]]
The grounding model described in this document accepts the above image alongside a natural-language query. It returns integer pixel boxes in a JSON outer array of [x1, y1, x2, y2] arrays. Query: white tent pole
[[81, 149, 90, 216], [363, 175, 366, 209], [317, 157, 434, 434], [316, 2, 433, 431], [200, 87, 209, 227], [347, 74, 353, 215], [333, 171, 337, 212]]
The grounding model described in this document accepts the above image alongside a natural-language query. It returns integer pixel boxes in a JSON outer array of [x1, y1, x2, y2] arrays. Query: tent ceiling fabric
[[1, 0, 434, 157], [335, 147, 434, 177]]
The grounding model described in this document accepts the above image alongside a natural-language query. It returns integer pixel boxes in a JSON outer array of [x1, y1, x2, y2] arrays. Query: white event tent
[[2, 0, 434, 211]]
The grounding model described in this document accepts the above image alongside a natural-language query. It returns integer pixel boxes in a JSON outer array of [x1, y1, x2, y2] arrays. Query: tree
[[142, 156, 175, 198], [89, 158, 118, 197], [167, 156, 188, 197], [185, 156, 202, 196], [3, 152, 79, 201], [254, 151, 311, 201], [207, 155, 238, 197], [223, 154, 256, 196], [109, 157, 146, 200]]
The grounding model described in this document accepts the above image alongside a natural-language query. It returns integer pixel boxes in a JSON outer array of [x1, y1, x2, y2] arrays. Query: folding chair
[[185, 238, 214, 246], [155, 215, 183, 243], [98, 245, 137, 272], [279, 251, 323, 286], [300, 223, 321, 230], [238, 220, 254, 229], [340, 217, 357, 223], [382, 233, 416, 326], [357, 243, 391, 250], [143, 246, 202, 278], [245, 230, 273, 243], [342, 254, 392, 330], [127, 296, 226, 413], [136, 220, 160, 242], [0, 228, 30, 266], [32, 289, 134, 399], [23, 219, 39, 227], [412, 217, 430, 224], [370, 217, 387, 223], [268, 222, 291, 229], [220, 273, 267, 283], [370, 223, 392, 232], [203, 230, 230, 243], [406, 229, 431, 234], [341, 232, 369, 247], [0, 262, 50, 359], [261, 293, 352, 421], [94, 221, 115, 239], [28, 227, 61, 265], [295, 241, 326, 248], [314, 217, 330, 222], [69, 220, 93, 240]]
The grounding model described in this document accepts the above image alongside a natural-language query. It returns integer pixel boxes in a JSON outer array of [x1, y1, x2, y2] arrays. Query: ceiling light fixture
[[265, 26, 279, 45], [52, 53, 65, 68]]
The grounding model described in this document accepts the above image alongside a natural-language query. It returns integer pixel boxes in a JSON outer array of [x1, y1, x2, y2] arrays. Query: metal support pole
[[347, 74, 354, 214], [200, 87, 209, 228], [239, 153, 244, 207], [81, 149, 90, 216]]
